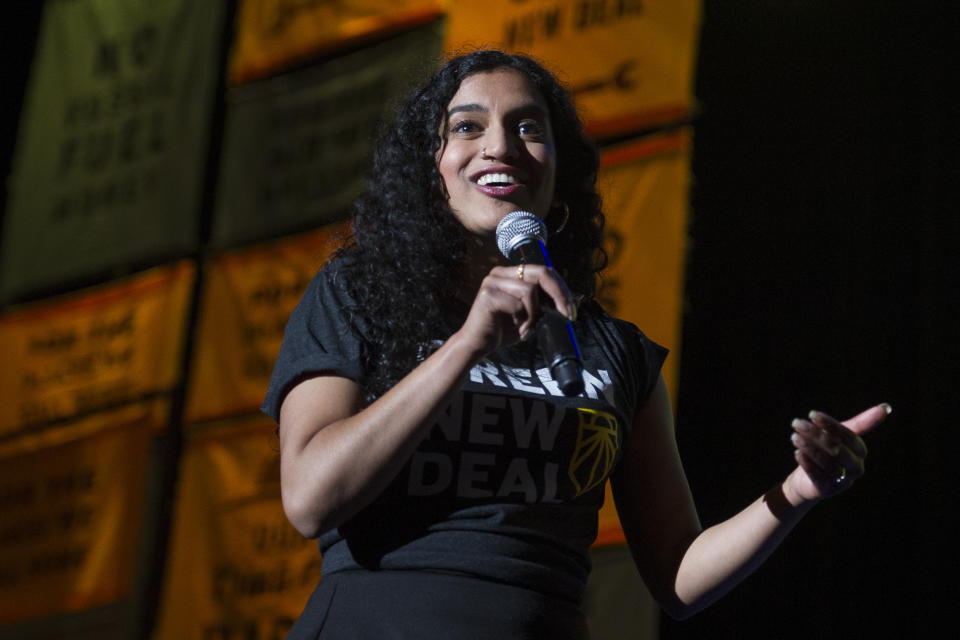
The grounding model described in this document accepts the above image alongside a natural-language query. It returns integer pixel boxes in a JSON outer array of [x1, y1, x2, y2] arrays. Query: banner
[[1, 0, 225, 304], [229, 0, 443, 84], [0, 410, 157, 624], [444, 0, 701, 138], [153, 416, 322, 640], [186, 225, 347, 422], [212, 22, 442, 249], [593, 129, 691, 546], [0, 261, 194, 437]]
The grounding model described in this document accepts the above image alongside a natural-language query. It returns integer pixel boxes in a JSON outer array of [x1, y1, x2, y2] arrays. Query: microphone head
[[496, 211, 547, 259]]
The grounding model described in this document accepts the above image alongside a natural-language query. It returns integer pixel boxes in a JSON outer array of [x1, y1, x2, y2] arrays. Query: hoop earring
[[551, 202, 570, 235]]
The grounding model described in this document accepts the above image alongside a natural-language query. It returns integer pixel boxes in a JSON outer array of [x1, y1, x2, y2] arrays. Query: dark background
[[3, 1, 957, 638], [669, 2, 957, 638]]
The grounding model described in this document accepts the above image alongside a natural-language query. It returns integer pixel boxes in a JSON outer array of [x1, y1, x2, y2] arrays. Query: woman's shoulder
[[578, 297, 646, 341], [576, 297, 668, 395]]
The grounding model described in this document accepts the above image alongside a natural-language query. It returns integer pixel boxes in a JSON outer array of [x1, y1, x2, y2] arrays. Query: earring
[[551, 202, 570, 234]]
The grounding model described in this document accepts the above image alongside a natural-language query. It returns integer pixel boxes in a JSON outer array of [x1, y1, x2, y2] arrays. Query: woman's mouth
[[474, 171, 526, 196]]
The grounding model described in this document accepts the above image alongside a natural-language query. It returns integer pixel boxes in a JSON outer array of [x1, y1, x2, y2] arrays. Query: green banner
[[210, 22, 442, 249], [1, 0, 225, 304]]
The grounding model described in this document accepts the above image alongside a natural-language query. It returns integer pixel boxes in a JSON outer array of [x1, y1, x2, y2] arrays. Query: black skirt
[[288, 569, 591, 640]]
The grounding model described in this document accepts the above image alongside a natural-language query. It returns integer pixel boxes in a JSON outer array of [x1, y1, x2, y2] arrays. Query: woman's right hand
[[456, 263, 577, 357]]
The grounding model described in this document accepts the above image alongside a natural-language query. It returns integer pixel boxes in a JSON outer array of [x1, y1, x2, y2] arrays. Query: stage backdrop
[[186, 225, 347, 423], [228, 0, 443, 84], [0, 261, 194, 439], [593, 131, 691, 546], [152, 415, 322, 640], [211, 23, 442, 249], [444, 0, 700, 138], [0, 0, 224, 304], [0, 402, 164, 625]]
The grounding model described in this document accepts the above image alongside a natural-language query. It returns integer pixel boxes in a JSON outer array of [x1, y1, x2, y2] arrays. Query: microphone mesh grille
[[495, 211, 548, 258]]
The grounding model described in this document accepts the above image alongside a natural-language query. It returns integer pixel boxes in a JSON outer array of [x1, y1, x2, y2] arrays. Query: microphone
[[495, 210, 584, 396]]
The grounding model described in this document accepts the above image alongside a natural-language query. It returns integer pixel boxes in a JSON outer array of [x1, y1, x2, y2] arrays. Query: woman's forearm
[[670, 473, 815, 619], [280, 329, 484, 538]]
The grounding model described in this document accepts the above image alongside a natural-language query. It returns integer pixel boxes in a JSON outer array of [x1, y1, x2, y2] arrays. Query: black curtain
[[667, 2, 957, 638]]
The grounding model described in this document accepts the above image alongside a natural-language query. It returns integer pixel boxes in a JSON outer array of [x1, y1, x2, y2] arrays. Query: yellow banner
[[153, 415, 322, 640], [186, 225, 346, 422], [445, 0, 701, 137], [229, 0, 444, 84], [0, 410, 157, 624], [0, 261, 194, 437], [593, 129, 691, 545]]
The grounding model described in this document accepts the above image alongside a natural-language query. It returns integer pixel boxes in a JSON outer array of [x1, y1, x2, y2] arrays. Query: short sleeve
[[633, 327, 668, 406], [261, 261, 366, 422]]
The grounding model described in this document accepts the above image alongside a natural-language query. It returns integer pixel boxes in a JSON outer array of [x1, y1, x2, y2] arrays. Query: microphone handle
[[509, 240, 584, 396]]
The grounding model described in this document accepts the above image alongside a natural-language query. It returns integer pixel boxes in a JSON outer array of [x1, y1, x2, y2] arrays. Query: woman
[[263, 50, 889, 638]]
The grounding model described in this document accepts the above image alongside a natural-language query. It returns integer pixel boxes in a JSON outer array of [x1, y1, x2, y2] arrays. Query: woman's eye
[[518, 120, 546, 138], [450, 120, 480, 134]]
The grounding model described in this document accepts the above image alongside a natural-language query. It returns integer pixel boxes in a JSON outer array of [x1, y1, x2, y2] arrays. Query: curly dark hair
[[336, 49, 606, 402]]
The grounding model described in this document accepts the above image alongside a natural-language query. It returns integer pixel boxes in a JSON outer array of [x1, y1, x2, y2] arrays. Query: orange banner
[[0, 261, 194, 437], [593, 129, 691, 545], [445, 0, 701, 137], [0, 408, 158, 624], [153, 415, 322, 640], [186, 225, 346, 422], [229, 0, 444, 84]]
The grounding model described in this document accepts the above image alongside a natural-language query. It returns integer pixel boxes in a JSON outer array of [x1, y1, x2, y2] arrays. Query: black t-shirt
[[263, 258, 667, 603]]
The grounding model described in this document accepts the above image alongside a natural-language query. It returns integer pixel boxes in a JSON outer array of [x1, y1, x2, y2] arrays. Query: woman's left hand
[[785, 403, 891, 503]]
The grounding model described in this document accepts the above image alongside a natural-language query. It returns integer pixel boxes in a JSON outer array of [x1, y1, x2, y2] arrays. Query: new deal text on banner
[[186, 224, 347, 422], [0, 404, 162, 624], [444, 0, 701, 138], [1, 0, 224, 303], [0, 261, 195, 438], [153, 416, 322, 640], [212, 23, 442, 249], [229, 0, 443, 84]]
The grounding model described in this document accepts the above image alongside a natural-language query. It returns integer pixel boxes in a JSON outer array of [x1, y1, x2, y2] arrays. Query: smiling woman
[[437, 68, 557, 240], [262, 49, 888, 639]]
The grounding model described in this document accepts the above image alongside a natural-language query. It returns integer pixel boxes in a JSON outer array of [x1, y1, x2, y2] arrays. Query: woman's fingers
[[809, 410, 868, 457], [464, 264, 575, 354], [489, 264, 576, 320]]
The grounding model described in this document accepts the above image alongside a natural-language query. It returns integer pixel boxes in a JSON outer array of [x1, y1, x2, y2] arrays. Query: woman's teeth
[[477, 173, 517, 186]]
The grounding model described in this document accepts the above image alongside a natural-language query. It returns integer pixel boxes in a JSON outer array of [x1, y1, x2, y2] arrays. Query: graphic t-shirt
[[263, 258, 667, 603]]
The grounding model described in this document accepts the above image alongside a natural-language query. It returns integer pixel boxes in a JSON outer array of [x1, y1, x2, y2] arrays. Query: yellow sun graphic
[[568, 408, 619, 497]]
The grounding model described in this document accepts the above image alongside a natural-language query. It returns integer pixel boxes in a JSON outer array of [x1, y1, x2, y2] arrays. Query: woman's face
[[437, 68, 557, 240]]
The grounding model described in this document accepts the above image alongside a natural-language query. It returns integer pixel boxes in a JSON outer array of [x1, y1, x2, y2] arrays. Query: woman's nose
[[481, 126, 519, 160]]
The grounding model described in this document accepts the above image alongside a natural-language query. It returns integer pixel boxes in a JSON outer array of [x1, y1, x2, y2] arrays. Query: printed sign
[[0, 411, 157, 624], [593, 129, 690, 545], [186, 225, 347, 422], [445, 0, 701, 137], [212, 23, 442, 248], [1, 0, 224, 303], [153, 416, 322, 640], [0, 261, 194, 437]]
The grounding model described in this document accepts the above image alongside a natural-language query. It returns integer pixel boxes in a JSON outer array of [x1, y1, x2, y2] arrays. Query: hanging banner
[[153, 416, 322, 640], [1, 0, 225, 304], [593, 129, 691, 546], [444, 0, 701, 138], [212, 22, 442, 249], [0, 261, 194, 437], [228, 0, 443, 84], [0, 410, 158, 624], [186, 225, 347, 422]]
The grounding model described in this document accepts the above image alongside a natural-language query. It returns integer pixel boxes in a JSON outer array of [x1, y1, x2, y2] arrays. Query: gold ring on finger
[[516, 264, 525, 280]]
